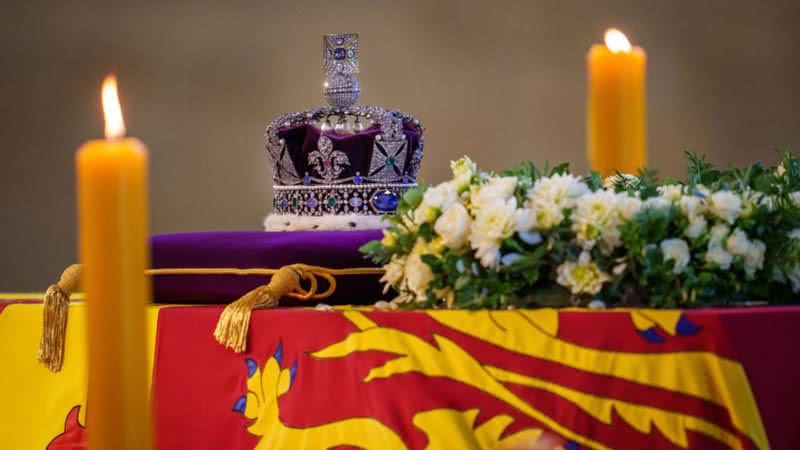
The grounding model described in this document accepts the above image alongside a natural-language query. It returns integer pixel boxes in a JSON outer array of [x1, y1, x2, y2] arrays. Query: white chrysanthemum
[[602, 173, 639, 189], [450, 156, 477, 192], [726, 228, 751, 257], [414, 181, 459, 224], [470, 199, 517, 268], [705, 246, 733, 270], [684, 216, 708, 240], [379, 255, 406, 294], [571, 189, 623, 250], [744, 240, 766, 278], [657, 185, 683, 202], [534, 202, 564, 232], [434, 203, 472, 249], [470, 176, 517, 210], [708, 191, 742, 224], [660, 238, 691, 274], [556, 259, 610, 295], [526, 174, 589, 230]]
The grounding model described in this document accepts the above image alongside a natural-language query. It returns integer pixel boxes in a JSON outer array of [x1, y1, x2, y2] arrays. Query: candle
[[77, 75, 153, 450], [587, 28, 647, 176]]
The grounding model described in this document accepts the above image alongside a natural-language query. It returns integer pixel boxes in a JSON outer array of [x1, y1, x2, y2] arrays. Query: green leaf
[[398, 188, 423, 212]]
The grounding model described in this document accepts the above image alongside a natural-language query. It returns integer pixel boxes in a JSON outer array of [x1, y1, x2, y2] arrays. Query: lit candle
[[77, 75, 153, 450], [587, 28, 646, 176]]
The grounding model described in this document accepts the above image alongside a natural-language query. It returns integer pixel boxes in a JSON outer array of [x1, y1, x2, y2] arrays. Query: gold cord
[[38, 263, 385, 368]]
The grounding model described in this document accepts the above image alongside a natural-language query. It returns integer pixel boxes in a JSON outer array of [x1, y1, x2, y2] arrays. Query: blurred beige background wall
[[1, 0, 799, 290]]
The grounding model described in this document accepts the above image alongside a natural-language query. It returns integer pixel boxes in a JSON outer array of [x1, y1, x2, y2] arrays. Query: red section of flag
[[47, 406, 86, 450], [152, 307, 759, 450]]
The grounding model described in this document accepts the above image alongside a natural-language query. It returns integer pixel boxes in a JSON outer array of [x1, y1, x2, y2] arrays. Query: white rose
[[434, 203, 471, 249], [470, 200, 517, 268], [726, 228, 751, 257], [708, 191, 742, 224], [744, 240, 766, 278], [405, 253, 434, 301], [709, 223, 730, 247], [379, 255, 406, 293], [644, 196, 671, 210], [470, 176, 517, 209], [776, 163, 786, 177], [684, 216, 707, 239], [705, 246, 733, 270], [617, 195, 643, 221], [785, 266, 800, 293], [473, 241, 502, 269], [694, 184, 712, 198], [657, 185, 683, 202], [679, 195, 705, 218], [791, 192, 800, 208], [556, 260, 610, 296], [450, 156, 477, 192], [414, 181, 459, 224], [660, 238, 691, 274]]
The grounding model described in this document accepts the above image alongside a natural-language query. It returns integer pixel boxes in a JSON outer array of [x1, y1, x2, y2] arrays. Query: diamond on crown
[[308, 135, 350, 183]]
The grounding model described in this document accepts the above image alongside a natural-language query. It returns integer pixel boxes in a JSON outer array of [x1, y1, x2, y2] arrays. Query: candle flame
[[604, 29, 632, 53], [102, 75, 126, 139]]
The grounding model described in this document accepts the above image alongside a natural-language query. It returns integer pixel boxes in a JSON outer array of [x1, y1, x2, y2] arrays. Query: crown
[[264, 34, 425, 231]]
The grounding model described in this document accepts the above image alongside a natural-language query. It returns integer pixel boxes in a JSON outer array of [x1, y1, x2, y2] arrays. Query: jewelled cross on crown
[[323, 33, 359, 75], [323, 33, 361, 108]]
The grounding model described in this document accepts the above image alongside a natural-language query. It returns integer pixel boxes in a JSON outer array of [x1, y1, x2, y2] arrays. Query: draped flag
[[0, 300, 781, 450]]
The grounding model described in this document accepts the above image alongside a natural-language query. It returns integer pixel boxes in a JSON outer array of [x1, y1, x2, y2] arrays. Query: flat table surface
[[1, 297, 797, 450]]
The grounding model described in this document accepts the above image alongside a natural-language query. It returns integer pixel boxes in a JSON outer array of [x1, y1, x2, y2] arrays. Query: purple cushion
[[150, 230, 385, 304]]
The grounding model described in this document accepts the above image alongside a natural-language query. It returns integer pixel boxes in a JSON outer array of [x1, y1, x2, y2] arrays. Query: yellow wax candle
[[77, 75, 153, 450], [587, 28, 647, 176]]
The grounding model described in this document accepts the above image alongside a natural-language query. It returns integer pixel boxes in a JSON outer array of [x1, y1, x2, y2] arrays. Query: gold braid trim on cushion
[[38, 264, 384, 370]]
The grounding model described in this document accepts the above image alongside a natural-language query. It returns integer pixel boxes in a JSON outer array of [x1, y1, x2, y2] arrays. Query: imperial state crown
[[264, 33, 425, 231]]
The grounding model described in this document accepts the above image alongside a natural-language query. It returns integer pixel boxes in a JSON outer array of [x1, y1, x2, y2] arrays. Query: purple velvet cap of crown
[[278, 122, 421, 185], [150, 230, 386, 304]]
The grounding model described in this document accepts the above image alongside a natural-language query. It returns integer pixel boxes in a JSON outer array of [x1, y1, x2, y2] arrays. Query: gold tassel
[[38, 264, 81, 372], [213, 265, 301, 353]]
